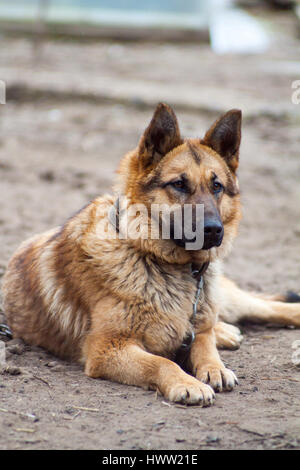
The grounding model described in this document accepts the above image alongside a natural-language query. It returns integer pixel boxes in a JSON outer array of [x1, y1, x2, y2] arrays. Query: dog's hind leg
[[214, 321, 244, 350], [218, 276, 300, 327]]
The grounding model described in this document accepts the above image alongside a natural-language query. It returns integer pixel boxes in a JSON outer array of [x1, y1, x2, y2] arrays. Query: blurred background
[[0, 0, 300, 287]]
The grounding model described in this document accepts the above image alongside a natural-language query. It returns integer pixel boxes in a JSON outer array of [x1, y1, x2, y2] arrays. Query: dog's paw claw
[[196, 365, 238, 393], [166, 378, 215, 406]]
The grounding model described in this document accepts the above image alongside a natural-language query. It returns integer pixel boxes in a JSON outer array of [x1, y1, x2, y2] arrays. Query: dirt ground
[[0, 10, 300, 450]]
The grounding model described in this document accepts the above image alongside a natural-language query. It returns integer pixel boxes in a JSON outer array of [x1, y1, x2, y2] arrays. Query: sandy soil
[[0, 16, 300, 449]]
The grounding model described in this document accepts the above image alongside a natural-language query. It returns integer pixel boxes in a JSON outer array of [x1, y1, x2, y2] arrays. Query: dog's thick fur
[[2, 104, 300, 406]]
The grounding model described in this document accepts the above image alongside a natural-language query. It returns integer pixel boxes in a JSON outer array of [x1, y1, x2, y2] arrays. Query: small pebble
[[1, 365, 22, 375], [45, 361, 58, 368], [6, 344, 24, 355], [206, 434, 220, 443], [64, 406, 75, 415], [49, 365, 64, 372]]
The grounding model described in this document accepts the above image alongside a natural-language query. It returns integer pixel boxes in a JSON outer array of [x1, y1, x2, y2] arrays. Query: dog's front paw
[[214, 322, 243, 350], [165, 376, 215, 406], [195, 363, 238, 392]]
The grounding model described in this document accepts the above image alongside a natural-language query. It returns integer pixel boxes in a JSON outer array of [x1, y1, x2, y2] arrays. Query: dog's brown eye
[[213, 181, 223, 193], [173, 180, 184, 188], [163, 175, 189, 193], [171, 180, 185, 191]]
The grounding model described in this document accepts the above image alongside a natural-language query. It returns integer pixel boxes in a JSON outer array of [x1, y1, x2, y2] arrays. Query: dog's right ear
[[138, 103, 182, 169]]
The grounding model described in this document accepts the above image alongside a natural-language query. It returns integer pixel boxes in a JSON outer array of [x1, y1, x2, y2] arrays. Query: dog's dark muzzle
[[171, 218, 224, 250]]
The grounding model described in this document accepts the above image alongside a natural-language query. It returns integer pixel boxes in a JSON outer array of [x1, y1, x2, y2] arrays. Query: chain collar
[[175, 261, 210, 366], [191, 261, 209, 320]]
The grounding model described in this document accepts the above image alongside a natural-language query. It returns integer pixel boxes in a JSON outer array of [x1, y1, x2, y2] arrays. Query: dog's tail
[[218, 276, 300, 327]]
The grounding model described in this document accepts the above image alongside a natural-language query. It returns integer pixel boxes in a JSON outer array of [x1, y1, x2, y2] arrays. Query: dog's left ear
[[202, 109, 242, 173], [138, 102, 182, 169]]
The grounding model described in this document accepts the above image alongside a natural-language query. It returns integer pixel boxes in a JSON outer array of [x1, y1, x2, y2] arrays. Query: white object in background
[[210, 8, 270, 54]]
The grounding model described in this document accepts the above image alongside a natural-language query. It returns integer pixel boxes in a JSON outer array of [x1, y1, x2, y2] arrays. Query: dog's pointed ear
[[138, 103, 182, 169], [202, 109, 242, 173]]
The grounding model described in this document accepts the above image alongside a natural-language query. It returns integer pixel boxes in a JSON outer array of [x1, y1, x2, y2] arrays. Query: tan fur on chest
[[90, 260, 197, 359]]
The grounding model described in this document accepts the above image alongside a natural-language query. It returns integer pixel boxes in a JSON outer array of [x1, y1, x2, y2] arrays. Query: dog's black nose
[[203, 218, 224, 249]]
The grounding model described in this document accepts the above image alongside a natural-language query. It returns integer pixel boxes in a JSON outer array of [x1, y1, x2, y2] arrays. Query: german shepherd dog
[[2, 103, 300, 406]]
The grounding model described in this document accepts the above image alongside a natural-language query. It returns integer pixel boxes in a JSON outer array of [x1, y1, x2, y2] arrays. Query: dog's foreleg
[[189, 327, 239, 392], [83, 335, 215, 406], [218, 276, 300, 327]]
